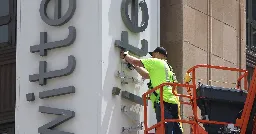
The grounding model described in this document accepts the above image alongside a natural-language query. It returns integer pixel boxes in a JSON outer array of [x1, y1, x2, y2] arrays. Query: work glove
[[184, 73, 192, 83]]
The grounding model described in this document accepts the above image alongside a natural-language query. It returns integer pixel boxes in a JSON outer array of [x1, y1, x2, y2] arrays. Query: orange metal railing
[[186, 64, 248, 90], [239, 67, 256, 134], [142, 64, 255, 134]]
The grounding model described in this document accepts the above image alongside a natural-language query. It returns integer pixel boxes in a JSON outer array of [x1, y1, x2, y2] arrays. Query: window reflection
[[246, 0, 256, 86], [253, 0, 256, 20], [0, 0, 9, 17], [246, 0, 256, 52], [0, 25, 8, 43]]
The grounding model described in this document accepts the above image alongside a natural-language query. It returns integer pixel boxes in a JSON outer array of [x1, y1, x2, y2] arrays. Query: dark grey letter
[[40, 0, 76, 26], [39, 86, 75, 99], [121, 0, 149, 33], [38, 106, 75, 134], [29, 55, 76, 86], [121, 91, 146, 106], [30, 26, 76, 56], [26, 93, 35, 102], [115, 31, 148, 57]]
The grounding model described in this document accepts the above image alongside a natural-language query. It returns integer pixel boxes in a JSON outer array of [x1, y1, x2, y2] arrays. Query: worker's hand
[[120, 51, 129, 59]]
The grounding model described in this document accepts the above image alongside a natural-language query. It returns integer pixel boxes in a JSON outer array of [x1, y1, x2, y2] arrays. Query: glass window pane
[[0, 0, 9, 17], [246, 0, 248, 19], [0, 25, 8, 43], [253, 0, 256, 20]]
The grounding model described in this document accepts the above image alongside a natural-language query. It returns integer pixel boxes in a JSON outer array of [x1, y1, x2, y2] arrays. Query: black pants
[[155, 102, 183, 134]]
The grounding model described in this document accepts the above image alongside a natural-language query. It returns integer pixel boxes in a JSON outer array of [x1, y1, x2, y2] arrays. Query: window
[[247, 0, 256, 52], [0, 0, 16, 46], [0, 0, 9, 17], [246, 0, 256, 85], [252, 0, 256, 20]]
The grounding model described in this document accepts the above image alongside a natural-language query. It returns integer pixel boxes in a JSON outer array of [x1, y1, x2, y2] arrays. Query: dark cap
[[149, 47, 168, 57]]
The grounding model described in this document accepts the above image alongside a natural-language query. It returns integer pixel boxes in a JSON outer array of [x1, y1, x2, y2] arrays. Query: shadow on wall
[[100, 0, 151, 133], [99, 0, 124, 134]]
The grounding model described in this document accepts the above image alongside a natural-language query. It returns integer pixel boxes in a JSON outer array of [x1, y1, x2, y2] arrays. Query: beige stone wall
[[161, 0, 246, 133]]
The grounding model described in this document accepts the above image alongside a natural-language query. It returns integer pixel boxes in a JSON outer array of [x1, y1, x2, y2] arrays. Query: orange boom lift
[[142, 64, 256, 134]]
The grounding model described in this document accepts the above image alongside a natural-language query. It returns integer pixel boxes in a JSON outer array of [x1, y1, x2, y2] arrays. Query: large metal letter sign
[[30, 26, 76, 56], [115, 31, 148, 57], [117, 0, 149, 132], [115, 0, 149, 57], [121, 0, 149, 33], [29, 55, 76, 86], [39, 86, 75, 99], [27, 0, 77, 133], [40, 0, 76, 26]]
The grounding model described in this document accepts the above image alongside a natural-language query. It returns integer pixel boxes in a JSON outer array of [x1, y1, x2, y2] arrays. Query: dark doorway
[[0, 0, 16, 133]]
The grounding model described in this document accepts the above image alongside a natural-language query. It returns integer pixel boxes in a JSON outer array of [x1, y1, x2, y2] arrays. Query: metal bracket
[[121, 122, 144, 134], [122, 61, 135, 71], [115, 71, 144, 85], [121, 104, 141, 114], [121, 105, 140, 123], [116, 71, 129, 85]]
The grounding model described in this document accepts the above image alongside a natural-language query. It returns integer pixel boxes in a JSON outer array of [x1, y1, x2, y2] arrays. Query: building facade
[[15, 0, 159, 134], [160, 0, 250, 133], [0, 0, 254, 134]]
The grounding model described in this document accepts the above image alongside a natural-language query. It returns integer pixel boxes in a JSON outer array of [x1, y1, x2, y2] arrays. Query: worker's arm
[[120, 51, 157, 79], [120, 51, 150, 78], [134, 66, 150, 79], [122, 53, 144, 67]]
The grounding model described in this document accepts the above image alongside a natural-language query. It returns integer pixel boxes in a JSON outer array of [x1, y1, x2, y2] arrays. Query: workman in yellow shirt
[[120, 47, 183, 134]]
